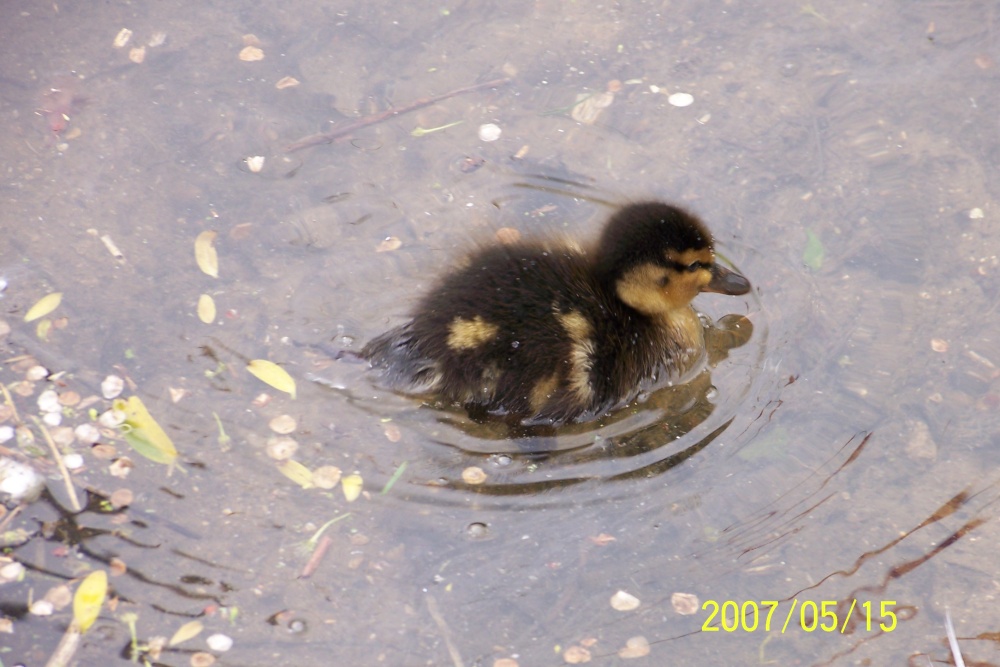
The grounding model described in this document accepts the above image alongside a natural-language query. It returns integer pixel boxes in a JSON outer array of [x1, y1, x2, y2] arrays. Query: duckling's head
[[594, 202, 751, 318]]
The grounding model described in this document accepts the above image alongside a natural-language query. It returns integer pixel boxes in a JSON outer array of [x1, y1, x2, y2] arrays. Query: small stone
[[190, 652, 216, 667], [969, 207, 985, 219], [206, 634, 233, 652], [275, 76, 300, 89], [671, 592, 700, 615], [109, 457, 134, 479], [376, 236, 401, 252], [239, 46, 264, 62], [38, 390, 61, 413], [312, 465, 342, 489], [58, 390, 81, 406], [110, 488, 134, 508], [461, 466, 487, 485], [668, 92, 694, 107], [25, 365, 49, 381], [29, 600, 54, 616], [0, 560, 25, 583], [102, 375, 124, 399], [268, 415, 296, 434], [75, 423, 100, 445], [113, 28, 133, 48], [266, 436, 298, 461], [617, 636, 650, 659], [99, 408, 126, 429], [610, 590, 640, 611], [51, 426, 75, 447], [478, 123, 502, 142], [246, 156, 265, 173], [63, 453, 84, 470], [905, 419, 937, 460], [495, 227, 521, 244], [930, 338, 948, 353], [563, 645, 591, 664]]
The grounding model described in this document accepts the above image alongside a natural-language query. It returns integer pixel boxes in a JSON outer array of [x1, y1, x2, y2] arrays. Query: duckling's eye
[[686, 262, 701, 272]]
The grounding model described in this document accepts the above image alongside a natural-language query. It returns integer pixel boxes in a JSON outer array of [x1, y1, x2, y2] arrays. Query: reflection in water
[[318, 311, 755, 503]]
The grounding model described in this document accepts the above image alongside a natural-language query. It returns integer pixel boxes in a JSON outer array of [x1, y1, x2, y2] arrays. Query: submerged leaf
[[247, 359, 296, 398], [278, 459, 314, 489], [169, 620, 204, 646], [73, 570, 107, 633], [342, 473, 363, 502], [195, 231, 219, 278], [197, 294, 216, 324], [25, 292, 63, 322], [119, 396, 179, 465], [803, 229, 824, 270]]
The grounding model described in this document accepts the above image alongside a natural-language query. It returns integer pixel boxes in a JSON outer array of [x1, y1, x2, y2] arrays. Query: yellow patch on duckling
[[446, 315, 499, 350], [529, 372, 560, 412], [556, 310, 596, 404]]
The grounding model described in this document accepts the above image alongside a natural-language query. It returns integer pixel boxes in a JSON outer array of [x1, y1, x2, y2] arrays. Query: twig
[[0, 503, 23, 533], [31, 415, 81, 512], [299, 535, 332, 578], [426, 594, 464, 667], [945, 610, 966, 667], [285, 77, 510, 153], [44, 624, 82, 667], [0, 382, 20, 423]]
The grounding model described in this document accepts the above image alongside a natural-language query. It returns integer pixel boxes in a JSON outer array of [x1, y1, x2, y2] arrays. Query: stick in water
[[285, 77, 510, 153]]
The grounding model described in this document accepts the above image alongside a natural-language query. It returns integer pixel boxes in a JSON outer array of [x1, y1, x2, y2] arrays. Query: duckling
[[362, 201, 751, 426]]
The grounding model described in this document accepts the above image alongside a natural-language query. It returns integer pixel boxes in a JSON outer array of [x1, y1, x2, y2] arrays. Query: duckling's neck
[[657, 306, 705, 353]]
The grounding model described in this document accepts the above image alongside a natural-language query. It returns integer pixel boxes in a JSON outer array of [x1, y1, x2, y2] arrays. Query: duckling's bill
[[705, 264, 751, 295]]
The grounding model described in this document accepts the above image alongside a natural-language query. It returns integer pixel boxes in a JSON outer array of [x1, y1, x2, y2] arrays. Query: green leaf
[[118, 396, 179, 465], [803, 229, 824, 270]]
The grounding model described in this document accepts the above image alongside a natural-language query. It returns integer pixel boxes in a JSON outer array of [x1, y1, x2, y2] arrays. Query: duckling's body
[[363, 202, 751, 426]]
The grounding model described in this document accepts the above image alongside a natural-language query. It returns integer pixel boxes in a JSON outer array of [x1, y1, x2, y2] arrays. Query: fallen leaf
[[73, 570, 107, 633], [197, 294, 216, 324], [117, 396, 179, 466], [195, 231, 219, 278], [342, 473, 363, 501], [169, 620, 203, 646], [25, 292, 63, 322], [247, 359, 296, 398], [278, 459, 314, 489]]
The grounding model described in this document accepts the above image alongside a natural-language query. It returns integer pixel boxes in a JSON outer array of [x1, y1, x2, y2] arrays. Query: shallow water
[[2, 1, 1000, 665]]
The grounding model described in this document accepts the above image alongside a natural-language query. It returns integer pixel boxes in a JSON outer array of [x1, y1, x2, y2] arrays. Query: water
[[1, 1, 999, 665]]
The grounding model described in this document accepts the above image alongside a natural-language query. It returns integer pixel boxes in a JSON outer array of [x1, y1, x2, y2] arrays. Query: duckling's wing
[[362, 323, 442, 394]]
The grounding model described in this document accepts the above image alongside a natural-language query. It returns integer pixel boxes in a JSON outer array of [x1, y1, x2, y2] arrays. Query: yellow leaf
[[25, 292, 63, 322], [36, 318, 52, 341], [197, 294, 216, 324], [247, 359, 296, 398], [73, 570, 107, 633], [342, 473, 363, 502], [169, 620, 204, 646], [194, 231, 219, 278], [120, 396, 179, 465], [278, 459, 314, 489]]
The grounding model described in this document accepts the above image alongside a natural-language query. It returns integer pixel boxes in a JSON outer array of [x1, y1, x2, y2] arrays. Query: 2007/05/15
[[702, 600, 898, 633]]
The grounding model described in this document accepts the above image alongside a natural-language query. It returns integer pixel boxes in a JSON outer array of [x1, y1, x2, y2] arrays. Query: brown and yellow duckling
[[363, 201, 751, 426]]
